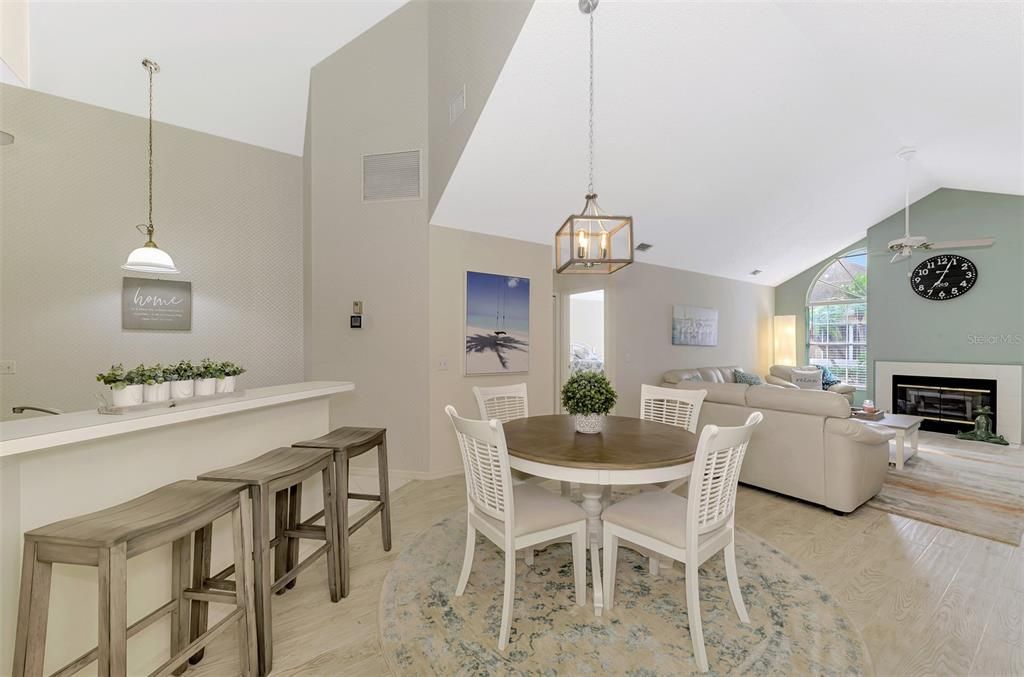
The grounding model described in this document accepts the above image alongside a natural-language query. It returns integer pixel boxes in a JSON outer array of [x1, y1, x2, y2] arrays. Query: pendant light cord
[[142, 58, 159, 240], [587, 11, 595, 196]]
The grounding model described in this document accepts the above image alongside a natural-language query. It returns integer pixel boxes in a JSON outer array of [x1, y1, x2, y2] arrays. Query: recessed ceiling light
[[750, 269, 763, 276], [635, 242, 653, 251]]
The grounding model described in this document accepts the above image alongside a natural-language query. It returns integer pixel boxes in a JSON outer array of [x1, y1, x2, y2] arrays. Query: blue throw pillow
[[819, 366, 842, 389], [733, 369, 763, 386]]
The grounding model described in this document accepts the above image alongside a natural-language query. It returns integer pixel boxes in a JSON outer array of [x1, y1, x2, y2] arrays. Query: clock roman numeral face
[[910, 255, 977, 300]]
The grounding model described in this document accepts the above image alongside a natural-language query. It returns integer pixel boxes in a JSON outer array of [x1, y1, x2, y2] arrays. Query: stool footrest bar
[[151, 609, 244, 677], [271, 542, 330, 594], [349, 503, 384, 535], [348, 493, 382, 502]]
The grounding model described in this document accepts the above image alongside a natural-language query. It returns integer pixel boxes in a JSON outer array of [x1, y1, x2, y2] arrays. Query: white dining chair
[[473, 383, 573, 501], [445, 405, 588, 651], [601, 411, 763, 672]]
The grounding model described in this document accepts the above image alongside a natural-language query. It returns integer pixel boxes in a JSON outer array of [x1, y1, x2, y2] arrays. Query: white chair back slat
[[640, 384, 706, 434], [445, 405, 514, 525], [688, 412, 763, 535], [473, 384, 529, 423]]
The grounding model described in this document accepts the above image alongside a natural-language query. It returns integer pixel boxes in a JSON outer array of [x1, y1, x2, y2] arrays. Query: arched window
[[806, 250, 867, 388]]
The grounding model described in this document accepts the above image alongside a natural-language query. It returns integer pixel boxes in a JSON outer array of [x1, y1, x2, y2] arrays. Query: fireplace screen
[[893, 375, 996, 435]]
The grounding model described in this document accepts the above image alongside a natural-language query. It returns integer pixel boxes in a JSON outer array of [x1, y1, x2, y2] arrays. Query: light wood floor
[[190, 475, 1022, 676]]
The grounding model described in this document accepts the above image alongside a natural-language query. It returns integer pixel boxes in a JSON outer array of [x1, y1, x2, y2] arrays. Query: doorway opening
[[568, 290, 605, 376]]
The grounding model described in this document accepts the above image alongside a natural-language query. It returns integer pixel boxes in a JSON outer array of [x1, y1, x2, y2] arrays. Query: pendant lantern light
[[555, 0, 633, 274], [123, 58, 179, 274]]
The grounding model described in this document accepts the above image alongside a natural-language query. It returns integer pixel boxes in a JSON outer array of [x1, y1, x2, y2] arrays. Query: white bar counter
[[0, 381, 353, 675]]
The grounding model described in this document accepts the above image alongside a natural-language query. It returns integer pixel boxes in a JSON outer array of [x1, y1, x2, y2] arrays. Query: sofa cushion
[[733, 369, 763, 386], [661, 366, 741, 385], [745, 384, 851, 418], [671, 380, 749, 406], [791, 368, 823, 390]]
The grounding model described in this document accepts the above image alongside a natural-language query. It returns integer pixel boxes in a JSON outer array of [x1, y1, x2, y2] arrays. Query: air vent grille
[[635, 242, 653, 251], [362, 150, 421, 202]]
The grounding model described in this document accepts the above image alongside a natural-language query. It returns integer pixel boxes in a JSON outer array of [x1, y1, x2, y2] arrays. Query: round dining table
[[502, 414, 698, 615]]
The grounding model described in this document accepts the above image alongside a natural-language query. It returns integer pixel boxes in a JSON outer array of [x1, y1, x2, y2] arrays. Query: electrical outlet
[[0, 360, 15, 375], [437, 358, 449, 371]]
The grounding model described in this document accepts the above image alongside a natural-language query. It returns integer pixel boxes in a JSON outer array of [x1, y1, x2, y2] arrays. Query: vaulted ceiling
[[433, 1, 1023, 286], [26, 1, 405, 155]]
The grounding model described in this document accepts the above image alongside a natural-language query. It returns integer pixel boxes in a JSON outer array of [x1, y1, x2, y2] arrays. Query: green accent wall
[[775, 188, 1024, 411]]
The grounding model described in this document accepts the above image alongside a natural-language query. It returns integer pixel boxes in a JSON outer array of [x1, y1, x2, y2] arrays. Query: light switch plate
[[0, 360, 15, 374]]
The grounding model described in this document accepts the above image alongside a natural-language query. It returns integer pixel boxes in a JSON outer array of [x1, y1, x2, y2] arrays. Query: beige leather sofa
[[765, 364, 857, 403], [660, 366, 893, 513]]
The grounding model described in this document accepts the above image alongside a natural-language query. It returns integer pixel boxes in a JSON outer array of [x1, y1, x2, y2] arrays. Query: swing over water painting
[[465, 271, 530, 375]]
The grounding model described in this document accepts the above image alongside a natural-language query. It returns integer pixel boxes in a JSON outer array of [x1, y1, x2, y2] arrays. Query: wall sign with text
[[122, 277, 192, 330]]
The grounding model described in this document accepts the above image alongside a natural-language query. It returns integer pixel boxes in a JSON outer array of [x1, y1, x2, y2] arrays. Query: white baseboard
[[348, 464, 464, 482]]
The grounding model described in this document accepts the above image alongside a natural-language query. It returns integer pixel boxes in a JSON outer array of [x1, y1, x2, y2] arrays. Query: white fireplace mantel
[[874, 361, 1022, 444]]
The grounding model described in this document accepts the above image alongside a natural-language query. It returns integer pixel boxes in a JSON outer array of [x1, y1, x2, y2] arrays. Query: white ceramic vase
[[143, 383, 170, 403], [195, 378, 217, 397], [574, 414, 604, 434], [215, 375, 236, 393], [158, 381, 171, 401], [170, 380, 194, 399], [112, 384, 144, 408]]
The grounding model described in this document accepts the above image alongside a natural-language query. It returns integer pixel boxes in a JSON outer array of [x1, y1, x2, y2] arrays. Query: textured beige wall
[[427, 0, 533, 213], [306, 0, 533, 475], [0, 2, 29, 84], [428, 224, 554, 473], [0, 84, 304, 416], [307, 2, 432, 473], [555, 262, 775, 418]]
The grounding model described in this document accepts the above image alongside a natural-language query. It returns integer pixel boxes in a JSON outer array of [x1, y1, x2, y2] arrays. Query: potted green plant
[[169, 360, 197, 399], [97, 363, 142, 407], [216, 361, 246, 393], [141, 363, 170, 403], [194, 358, 221, 396], [561, 370, 617, 434]]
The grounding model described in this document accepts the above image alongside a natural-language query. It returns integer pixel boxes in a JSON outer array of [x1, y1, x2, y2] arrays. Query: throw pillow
[[733, 369, 763, 386], [682, 374, 703, 382], [819, 365, 842, 389], [791, 368, 823, 390]]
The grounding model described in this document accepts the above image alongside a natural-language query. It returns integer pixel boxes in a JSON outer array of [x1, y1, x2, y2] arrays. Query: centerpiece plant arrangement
[[561, 370, 617, 434], [98, 359, 246, 408]]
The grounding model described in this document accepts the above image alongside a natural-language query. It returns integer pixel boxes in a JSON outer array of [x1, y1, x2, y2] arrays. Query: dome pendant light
[[123, 58, 179, 274], [555, 0, 633, 274]]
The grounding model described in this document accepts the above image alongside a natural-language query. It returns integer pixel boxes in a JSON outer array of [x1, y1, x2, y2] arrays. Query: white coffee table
[[873, 413, 924, 469]]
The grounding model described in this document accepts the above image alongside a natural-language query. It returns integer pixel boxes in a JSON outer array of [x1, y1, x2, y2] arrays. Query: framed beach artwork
[[465, 271, 530, 375], [672, 305, 718, 346]]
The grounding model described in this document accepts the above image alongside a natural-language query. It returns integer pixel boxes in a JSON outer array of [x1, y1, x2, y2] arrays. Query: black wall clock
[[910, 254, 978, 300]]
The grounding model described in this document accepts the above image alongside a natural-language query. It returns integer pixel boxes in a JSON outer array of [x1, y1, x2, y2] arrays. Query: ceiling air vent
[[362, 150, 421, 202], [635, 242, 653, 252]]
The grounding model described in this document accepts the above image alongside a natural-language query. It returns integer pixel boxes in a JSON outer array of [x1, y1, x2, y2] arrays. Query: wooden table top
[[503, 415, 698, 470], [874, 413, 925, 429]]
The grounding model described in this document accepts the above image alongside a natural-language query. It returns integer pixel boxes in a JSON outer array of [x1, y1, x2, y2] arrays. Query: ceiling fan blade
[[890, 249, 911, 263], [923, 238, 995, 250]]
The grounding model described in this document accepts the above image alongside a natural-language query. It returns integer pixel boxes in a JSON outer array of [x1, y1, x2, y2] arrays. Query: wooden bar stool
[[12, 481, 257, 677], [197, 447, 341, 676], [292, 427, 391, 598]]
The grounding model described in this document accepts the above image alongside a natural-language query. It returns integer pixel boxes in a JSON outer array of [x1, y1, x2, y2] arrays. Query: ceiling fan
[[875, 147, 995, 263]]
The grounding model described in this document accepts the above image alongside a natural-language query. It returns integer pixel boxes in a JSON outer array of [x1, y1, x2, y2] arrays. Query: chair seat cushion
[[478, 483, 585, 537], [601, 490, 688, 549]]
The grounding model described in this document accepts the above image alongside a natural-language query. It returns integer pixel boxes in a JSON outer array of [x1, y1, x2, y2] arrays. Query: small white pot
[[195, 378, 217, 397], [158, 381, 171, 400], [216, 375, 236, 393], [574, 414, 604, 434], [170, 380, 194, 399], [143, 383, 170, 403], [112, 384, 144, 408]]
